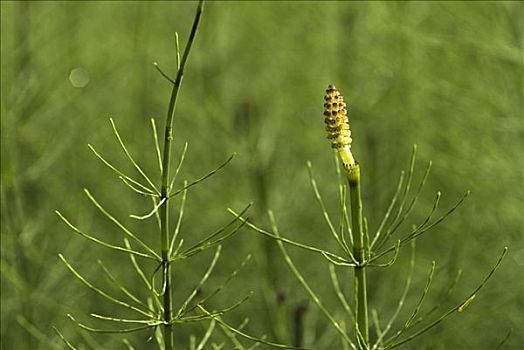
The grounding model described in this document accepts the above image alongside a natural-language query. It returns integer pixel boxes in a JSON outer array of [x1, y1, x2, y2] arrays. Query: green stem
[[159, 1, 204, 349], [348, 163, 369, 349]]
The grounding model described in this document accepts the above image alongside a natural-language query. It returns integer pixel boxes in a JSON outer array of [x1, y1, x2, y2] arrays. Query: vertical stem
[[348, 163, 369, 349], [159, 1, 204, 349], [293, 303, 308, 347]]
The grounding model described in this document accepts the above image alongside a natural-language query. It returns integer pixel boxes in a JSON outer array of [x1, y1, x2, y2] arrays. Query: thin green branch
[[84, 189, 160, 259], [90, 313, 159, 325], [371, 191, 469, 263], [67, 314, 158, 334], [59, 254, 155, 318], [307, 161, 351, 255], [179, 204, 251, 258], [169, 153, 235, 198], [406, 261, 436, 328], [88, 144, 157, 195], [55, 210, 158, 261], [110, 117, 160, 193], [230, 209, 357, 266], [174, 32, 181, 70], [269, 211, 357, 350], [339, 184, 353, 246], [371, 310, 382, 348], [175, 246, 222, 318], [179, 293, 252, 324], [367, 240, 400, 268], [384, 261, 437, 345], [385, 146, 417, 230], [371, 171, 404, 249], [334, 151, 353, 245], [184, 253, 252, 315], [409, 191, 442, 233], [168, 142, 189, 192], [371, 241, 416, 350], [53, 327, 78, 350], [322, 252, 359, 267], [421, 268, 463, 320], [123, 338, 137, 350], [98, 259, 152, 312], [385, 247, 508, 349], [196, 320, 216, 350], [17, 316, 62, 350], [404, 191, 470, 241], [119, 176, 160, 197], [180, 219, 247, 258], [153, 62, 176, 85], [129, 197, 166, 220], [220, 318, 250, 349], [152, 196, 162, 230], [329, 264, 355, 323], [495, 329, 512, 350], [169, 183, 188, 256], [375, 160, 432, 250], [197, 305, 304, 349], [151, 118, 163, 172], [124, 239, 153, 291], [124, 238, 163, 312]]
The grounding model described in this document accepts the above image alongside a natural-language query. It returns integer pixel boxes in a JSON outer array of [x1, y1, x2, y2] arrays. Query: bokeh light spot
[[69, 67, 90, 88]]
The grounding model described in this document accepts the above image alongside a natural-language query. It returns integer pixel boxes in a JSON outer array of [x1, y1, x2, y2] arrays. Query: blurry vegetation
[[1, 1, 523, 349]]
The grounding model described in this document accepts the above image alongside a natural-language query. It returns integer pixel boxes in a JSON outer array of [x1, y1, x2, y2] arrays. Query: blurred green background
[[1, 1, 523, 349]]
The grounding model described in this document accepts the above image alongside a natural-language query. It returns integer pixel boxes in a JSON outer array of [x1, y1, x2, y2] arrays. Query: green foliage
[[1, 1, 523, 349]]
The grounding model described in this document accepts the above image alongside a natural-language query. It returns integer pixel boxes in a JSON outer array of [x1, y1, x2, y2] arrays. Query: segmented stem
[[159, 1, 204, 348], [348, 164, 369, 348]]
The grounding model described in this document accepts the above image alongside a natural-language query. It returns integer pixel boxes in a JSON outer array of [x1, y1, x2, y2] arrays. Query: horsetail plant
[[53, 2, 297, 349], [231, 85, 508, 349]]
